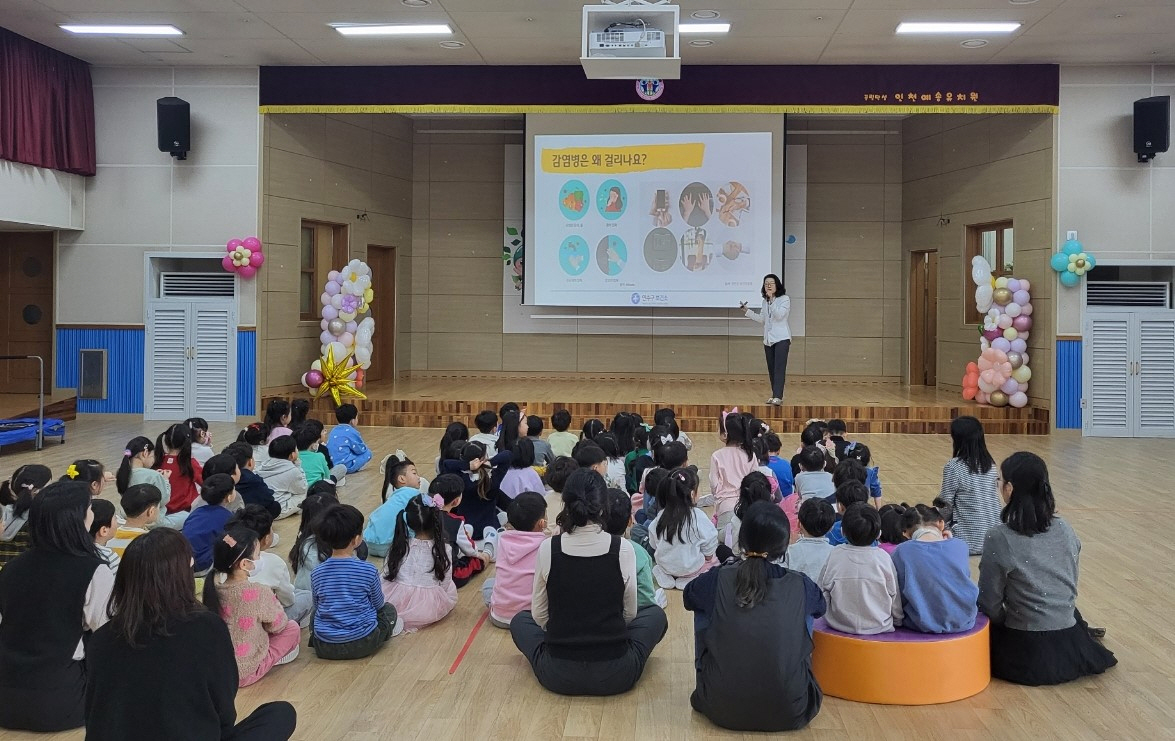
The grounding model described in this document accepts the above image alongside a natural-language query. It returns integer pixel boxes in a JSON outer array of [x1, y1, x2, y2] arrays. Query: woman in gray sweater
[[978, 452, 1116, 686]]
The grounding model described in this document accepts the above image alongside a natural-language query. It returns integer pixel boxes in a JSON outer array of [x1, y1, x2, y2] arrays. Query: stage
[[266, 375, 1050, 435]]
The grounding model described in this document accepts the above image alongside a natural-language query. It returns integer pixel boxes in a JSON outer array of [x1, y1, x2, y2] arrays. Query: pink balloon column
[[222, 236, 265, 279], [968, 267, 1032, 408]]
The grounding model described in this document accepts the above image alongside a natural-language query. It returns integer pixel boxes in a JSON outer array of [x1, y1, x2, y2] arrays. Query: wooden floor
[[0, 414, 1171, 740]]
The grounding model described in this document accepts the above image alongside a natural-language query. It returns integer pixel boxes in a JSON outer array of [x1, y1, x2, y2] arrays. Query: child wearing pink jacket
[[484, 492, 548, 628]]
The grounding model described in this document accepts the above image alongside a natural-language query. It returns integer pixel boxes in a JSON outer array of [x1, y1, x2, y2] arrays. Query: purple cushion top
[[814, 614, 989, 642]]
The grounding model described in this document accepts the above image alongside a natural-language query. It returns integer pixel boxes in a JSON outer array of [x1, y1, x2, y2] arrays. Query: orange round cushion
[[812, 615, 990, 705]]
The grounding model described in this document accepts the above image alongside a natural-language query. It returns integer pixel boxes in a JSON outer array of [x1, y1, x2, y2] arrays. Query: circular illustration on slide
[[680, 227, 713, 272], [643, 228, 677, 272], [716, 181, 751, 227], [596, 235, 628, 276], [558, 180, 589, 221], [678, 181, 714, 228], [558, 235, 590, 276], [720, 240, 750, 262], [596, 179, 627, 220], [649, 188, 672, 227]]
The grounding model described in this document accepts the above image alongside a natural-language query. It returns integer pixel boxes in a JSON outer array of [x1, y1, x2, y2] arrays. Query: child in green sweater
[[293, 426, 346, 486], [606, 487, 667, 609]]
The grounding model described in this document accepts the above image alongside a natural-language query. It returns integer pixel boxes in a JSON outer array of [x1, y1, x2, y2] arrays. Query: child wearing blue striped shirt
[[309, 504, 401, 660]]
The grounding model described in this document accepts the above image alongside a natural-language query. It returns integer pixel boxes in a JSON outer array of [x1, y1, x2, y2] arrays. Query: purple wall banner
[[259, 64, 1058, 115]]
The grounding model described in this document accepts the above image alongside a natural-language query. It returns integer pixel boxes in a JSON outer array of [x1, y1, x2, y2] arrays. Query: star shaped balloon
[[311, 344, 366, 405]]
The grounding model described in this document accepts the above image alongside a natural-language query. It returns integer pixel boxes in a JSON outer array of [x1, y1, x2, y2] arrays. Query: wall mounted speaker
[[157, 96, 190, 160], [1134, 95, 1170, 163]]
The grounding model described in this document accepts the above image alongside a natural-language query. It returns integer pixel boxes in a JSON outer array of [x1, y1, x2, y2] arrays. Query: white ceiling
[[2, 0, 1174, 67]]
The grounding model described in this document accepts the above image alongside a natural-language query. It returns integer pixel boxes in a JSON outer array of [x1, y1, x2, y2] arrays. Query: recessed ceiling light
[[439, 40, 465, 48], [401, 0, 431, 5], [331, 23, 451, 36], [679, 23, 730, 34], [961, 39, 989, 48], [1008, 0, 1038, 5], [896, 22, 1020, 34], [689, 39, 715, 47], [690, 10, 720, 20], [60, 24, 183, 36]]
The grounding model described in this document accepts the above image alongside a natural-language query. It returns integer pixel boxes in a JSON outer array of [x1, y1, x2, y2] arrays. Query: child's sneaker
[[276, 643, 300, 665], [696, 493, 716, 507], [392, 616, 405, 637]]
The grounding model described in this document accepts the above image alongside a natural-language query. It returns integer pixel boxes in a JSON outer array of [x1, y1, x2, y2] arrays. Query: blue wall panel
[[56, 328, 146, 414], [237, 329, 256, 417], [1056, 339, 1082, 429]]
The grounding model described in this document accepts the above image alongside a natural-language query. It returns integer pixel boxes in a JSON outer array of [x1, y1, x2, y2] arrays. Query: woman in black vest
[[684, 502, 826, 731], [86, 528, 296, 740], [510, 469, 668, 695], [0, 481, 115, 732]]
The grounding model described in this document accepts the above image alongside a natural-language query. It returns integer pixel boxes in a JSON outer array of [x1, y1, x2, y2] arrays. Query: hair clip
[[430, 494, 445, 509], [123, 449, 132, 457], [65, 464, 80, 479], [660, 434, 673, 445], [20, 482, 35, 490], [222, 534, 237, 547], [744, 551, 768, 559], [720, 406, 740, 427]]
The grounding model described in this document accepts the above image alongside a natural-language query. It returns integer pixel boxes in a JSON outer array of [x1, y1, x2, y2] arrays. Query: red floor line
[[449, 609, 490, 675]]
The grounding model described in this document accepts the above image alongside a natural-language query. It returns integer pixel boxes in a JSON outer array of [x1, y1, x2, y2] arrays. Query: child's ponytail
[[654, 467, 701, 545], [238, 423, 270, 447], [724, 413, 754, 462], [734, 501, 791, 609], [460, 442, 491, 500], [385, 498, 450, 582], [116, 437, 154, 494], [159, 423, 194, 479], [202, 527, 259, 616], [2, 464, 52, 519], [61, 459, 105, 490]]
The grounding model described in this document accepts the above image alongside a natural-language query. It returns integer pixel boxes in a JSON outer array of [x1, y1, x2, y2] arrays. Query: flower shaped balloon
[[222, 237, 265, 279], [1051, 239, 1096, 288]]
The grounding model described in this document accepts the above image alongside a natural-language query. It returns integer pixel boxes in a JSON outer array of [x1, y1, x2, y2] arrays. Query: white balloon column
[[299, 259, 375, 405], [961, 256, 1033, 409]]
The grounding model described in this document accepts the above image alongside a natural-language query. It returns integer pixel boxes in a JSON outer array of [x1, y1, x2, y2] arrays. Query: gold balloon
[[989, 390, 1009, 407], [992, 287, 1013, 306], [311, 344, 367, 406]]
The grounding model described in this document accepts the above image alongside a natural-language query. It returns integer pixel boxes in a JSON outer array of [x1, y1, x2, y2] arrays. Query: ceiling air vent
[[1086, 281, 1170, 308], [160, 272, 236, 298]]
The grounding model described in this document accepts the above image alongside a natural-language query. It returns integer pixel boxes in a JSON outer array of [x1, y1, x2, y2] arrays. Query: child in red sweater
[[154, 423, 203, 513]]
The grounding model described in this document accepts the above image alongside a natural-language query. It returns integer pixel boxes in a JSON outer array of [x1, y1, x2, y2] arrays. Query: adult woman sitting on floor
[[978, 451, 1117, 686], [510, 469, 668, 696]]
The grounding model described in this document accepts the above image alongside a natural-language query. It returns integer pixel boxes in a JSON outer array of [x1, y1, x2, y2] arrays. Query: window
[[299, 221, 348, 321], [966, 220, 1013, 323]]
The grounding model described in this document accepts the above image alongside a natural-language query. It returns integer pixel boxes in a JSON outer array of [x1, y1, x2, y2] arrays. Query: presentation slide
[[531, 132, 773, 308]]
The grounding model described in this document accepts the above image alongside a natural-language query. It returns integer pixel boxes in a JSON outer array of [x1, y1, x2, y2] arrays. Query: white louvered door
[[145, 301, 236, 422], [1084, 311, 1175, 438], [146, 305, 190, 420], [191, 306, 235, 421]]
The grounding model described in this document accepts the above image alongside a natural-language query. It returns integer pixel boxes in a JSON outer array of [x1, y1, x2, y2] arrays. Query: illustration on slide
[[722, 240, 750, 261], [679, 182, 714, 228], [597, 179, 627, 220], [643, 228, 677, 272], [558, 179, 589, 221], [559, 235, 590, 276], [596, 235, 628, 276], [649, 188, 672, 227], [680, 227, 713, 272], [717, 181, 751, 227]]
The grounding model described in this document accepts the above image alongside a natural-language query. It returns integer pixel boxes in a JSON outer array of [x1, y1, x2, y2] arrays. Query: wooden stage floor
[[271, 376, 1050, 434]]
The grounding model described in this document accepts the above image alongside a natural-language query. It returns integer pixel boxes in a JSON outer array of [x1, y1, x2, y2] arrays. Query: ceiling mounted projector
[[581, 0, 681, 80]]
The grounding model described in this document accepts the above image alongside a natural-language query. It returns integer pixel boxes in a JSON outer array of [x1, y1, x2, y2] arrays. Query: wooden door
[[909, 250, 938, 386], [0, 232, 54, 394], [365, 246, 396, 384]]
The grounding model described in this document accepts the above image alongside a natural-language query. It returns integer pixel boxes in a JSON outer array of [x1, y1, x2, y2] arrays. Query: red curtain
[[0, 27, 96, 177]]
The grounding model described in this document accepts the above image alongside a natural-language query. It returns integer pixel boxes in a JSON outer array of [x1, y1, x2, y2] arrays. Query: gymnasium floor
[[0, 415, 1171, 740]]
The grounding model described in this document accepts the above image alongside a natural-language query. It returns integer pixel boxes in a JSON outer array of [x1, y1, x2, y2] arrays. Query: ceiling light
[[961, 39, 989, 48], [331, 23, 451, 36], [689, 39, 715, 47], [439, 40, 465, 48], [401, 0, 432, 5], [690, 10, 720, 20], [60, 24, 182, 36], [1008, 0, 1039, 4], [679, 23, 730, 34], [896, 22, 1020, 34]]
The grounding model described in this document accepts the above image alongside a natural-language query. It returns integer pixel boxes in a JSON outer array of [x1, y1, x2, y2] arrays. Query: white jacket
[[256, 457, 307, 518], [249, 550, 298, 607]]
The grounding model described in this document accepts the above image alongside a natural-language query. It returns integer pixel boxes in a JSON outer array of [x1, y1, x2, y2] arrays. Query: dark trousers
[[764, 340, 791, 398], [310, 604, 397, 661], [224, 702, 297, 741], [509, 606, 668, 696]]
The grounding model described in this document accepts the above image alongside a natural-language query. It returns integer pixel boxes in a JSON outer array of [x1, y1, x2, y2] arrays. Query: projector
[[587, 21, 666, 57], [581, 1, 681, 79]]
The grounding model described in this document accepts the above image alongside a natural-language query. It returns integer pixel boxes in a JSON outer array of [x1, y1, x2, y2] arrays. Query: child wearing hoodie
[[326, 404, 373, 474], [364, 455, 427, 559], [484, 491, 548, 628], [256, 436, 308, 519]]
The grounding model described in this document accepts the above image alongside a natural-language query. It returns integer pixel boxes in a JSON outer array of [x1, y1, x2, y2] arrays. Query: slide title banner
[[543, 144, 705, 174]]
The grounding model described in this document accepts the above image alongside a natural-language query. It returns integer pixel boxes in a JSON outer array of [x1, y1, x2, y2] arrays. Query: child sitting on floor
[[239, 423, 271, 466], [223, 442, 281, 519], [326, 404, 373, 474], [892, 504, 977, 634], [186, 417, 214, 465], [525, 416, 554, 466], [310, 505, 401, 659], [764, 433, 795, 499], [593, 433, 628, 492], [842, 443, 882, 506], [229, 504, 312, 627], [154, 424, 203, 514], [256, 436, 308, 519], [294, 425, 346, 486], [878, 503, 909, 554], [547, 410, 578, 459], [90, 498, 120, 573], [291, 495, 368, 593], [605, 487, 666, 610], [444, 442, 502, 543], [650, 468, 718, 590], [718, 471, 773, 562], [182, 474, 238, 575], [819, 504, 903, 635], [654, 407, 693, 451], [499, 438, 545, 503], [432, 474, 494, 588], [470, 410, 499, 449], [684, 502, 825, 733], [381, 497, 457, 632], [107, 483, 162, 559], [826, 481, 871, 546], [365, 455, 427, 559], [709, 412, 757, 526], [205, 527, 300, 685], [117, 436, 186, 529], [785, 498, 836, 583], [485, 492, 548, 628], [794, 446, 835, 504]]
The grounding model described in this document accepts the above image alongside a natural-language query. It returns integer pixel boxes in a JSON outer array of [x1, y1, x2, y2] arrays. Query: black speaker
[[1134, 95, 1170, 163], [157, 96, 190, 160]]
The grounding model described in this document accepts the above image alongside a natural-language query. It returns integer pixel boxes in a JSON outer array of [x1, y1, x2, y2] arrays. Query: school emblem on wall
[[635, 78, 664, 101]]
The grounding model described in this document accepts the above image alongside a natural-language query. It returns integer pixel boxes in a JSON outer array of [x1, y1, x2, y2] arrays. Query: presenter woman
[[740, 274, 791, 405]]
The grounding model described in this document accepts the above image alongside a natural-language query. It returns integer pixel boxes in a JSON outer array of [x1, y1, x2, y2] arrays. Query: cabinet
[[1083, 311, 1175, 437], [145, 302, 236, 421]]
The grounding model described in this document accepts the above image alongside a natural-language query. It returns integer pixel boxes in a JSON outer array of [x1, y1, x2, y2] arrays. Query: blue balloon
[[1086, 253, 1096, 269], [1060, 270, 1080, 287], [1050, 252, 1070, 272], [1062, 239, 1083, 256]]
